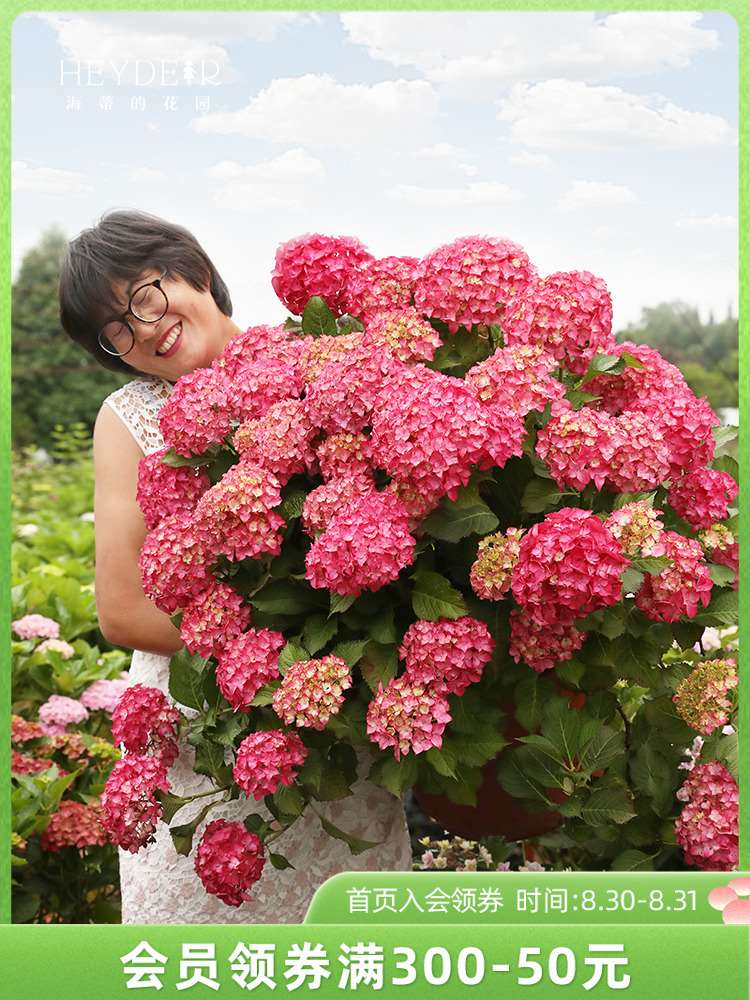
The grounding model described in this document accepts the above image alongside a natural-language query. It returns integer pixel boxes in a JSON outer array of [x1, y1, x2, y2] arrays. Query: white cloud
[[458, 163, 479, 177], [509, 150, 551, 167], [414, 143, 468, 159], [12, 160, 93, 194], [129, 166, 165, 182], [207, 148, 325, 212], [677, 214, 738, 231], [497, 79, 734, 150], [36, 12, 317, 84], [191, 74, 439, 148], [340, 12, 718, 84], [387, 181, 521, 207], [559, 180, 636, 212]]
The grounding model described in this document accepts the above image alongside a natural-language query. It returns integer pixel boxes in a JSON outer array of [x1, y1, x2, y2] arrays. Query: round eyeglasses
[[97, 275, 169, 357]]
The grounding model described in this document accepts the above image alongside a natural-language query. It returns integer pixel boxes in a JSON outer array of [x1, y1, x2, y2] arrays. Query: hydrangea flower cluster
[[413, 236, 536, 332], [635, 531, 713, 623], [465, 344, 564, 417], [215, 629, 284, 712], [302, 476, 374, 537], [470, 528, 525, 601], [668, 467, 738, 530], [196, 462, 285, 562], [536, 404, 617, 491], [80, 678, 129, 713], [139, 512, 213, 614], [41, 799, 108, 853], [306, 491, 415, 596], [400, 617, 495, 696], [605, 502, 665, 558], [508, 609, 586, 673], [111, 684, 181, 768], [273, 656, 352, 730], [675, 761, 738, 871], [272, 233, 373, 316], [700, 524, 738, 589], [233, 399, 315, 484], [101, 756, 170, 853], [673, 659, 738, 736], [38, 695, 89, 737], [194, 819, 266, 907], [362, 308, 442, 363], [233, 730, 308, 800], [366, 677, 451, 760], [179, 582, 252, 659], [11, 714, 46, 743], [315, 432, 372, 482], [159, 367, 233, 456], [342, 255, 418, 321], [12, 614, 60, 640], [137, 448, 211, 530], [212, 324, 309, 378], [37, 638, 76, 659]]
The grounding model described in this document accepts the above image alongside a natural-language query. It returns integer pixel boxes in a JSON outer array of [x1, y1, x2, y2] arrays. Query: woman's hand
[[93, 403, 183, 657]]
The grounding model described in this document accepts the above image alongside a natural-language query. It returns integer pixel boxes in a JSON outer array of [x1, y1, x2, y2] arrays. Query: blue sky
[[12, 10, 738, 330]]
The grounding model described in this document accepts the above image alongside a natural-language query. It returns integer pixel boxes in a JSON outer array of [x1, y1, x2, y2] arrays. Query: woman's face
[[103, 268, 239, 380]]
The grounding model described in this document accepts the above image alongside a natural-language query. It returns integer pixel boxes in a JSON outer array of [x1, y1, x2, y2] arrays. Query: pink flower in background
[[158, 367, 233, 456], [41, 799, 108, 852], [605, 502, 665, 559], [11, 715, 46, 743], [36, 638, 76, 660], [470, 528, 525, 601], [414, 235, 536, 333], [675, 761, 738, 871], [12, 614, 60, 641], [194, 819, 266, 907], [111, 683, 181, 767], [362, 308, 442, 363], [366, 676, 451, 760], [101, 755, 170, 854], [512, 508, 629, 624], [38, 695, 89, 736], [673, 659, 737, 736], [179, 582, 252, 659], [509, 608, 585, 673], [536, 403, 618, 491], [139, 511, 213, 614], [305, 490, 415, 596], [11, 750, 52, 775], [700, 524, 738, 589], [216, 628, 285, 712], [635, 531, 713, 623], [342, 254, 418, 321], [273, 656, 352, 730], [80, 678, 129, 713], [668, 467, 738, 530], [136, 448, 211, 530], [400, 617, 495, 696], [233, 730, 307, 800], [272, 233, 373, 316], [233, 398, 315, 484], [196, 461, 285, 563], [465, 343, 565, 417]]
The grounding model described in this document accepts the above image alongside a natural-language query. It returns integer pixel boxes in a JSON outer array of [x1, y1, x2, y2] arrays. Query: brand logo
[[59, 59, 222, 87]]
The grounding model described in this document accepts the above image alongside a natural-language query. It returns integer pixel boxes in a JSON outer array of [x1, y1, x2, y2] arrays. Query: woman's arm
[[93, 403, 183, 656]]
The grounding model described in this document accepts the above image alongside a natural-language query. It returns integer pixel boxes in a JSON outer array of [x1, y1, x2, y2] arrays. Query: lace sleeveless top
[[103, 378, 411, 925]]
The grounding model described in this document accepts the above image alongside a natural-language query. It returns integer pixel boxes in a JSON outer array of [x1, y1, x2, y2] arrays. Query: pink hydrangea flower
[[272, 656, 352, 730], [298, 333, 365, 384], [414, 235, 536, 333], [536, 403, 618, 491], [509, 608, 585, 673], [605, 502, 665, 558], [158, 367, 234, 457], [180, 582, 252, 659], [272, 233, 373, 316], [196, 461, 285, 563], [606, 412, 671, 492], [101, 755, 170, 854], [11, 715, 46, 744], [470, 528, 524, 601], [700, 524, 738, 590], [213, 324, 311, 378], [36, 638, 76, 660], [80, 678, 130, 713], [41, 799, 108, 853], [342, 255, 418, 321], [316, 432, 372, 483], [512, 508, 629, 624], [304, 342, 401, 435], [38, 695, 89, 736], [12, 614, 60, 641], [465, 343, 565, 417], [305, 491, 415, 596], [111, 683, 181, 767], [362, 308, 442, 363], [12, 750, 51, 775], [675, 761, 738, 871], [385, 478, 443, 528], [233, 730, 308, 800], [194, 819, 266, 907], [139, 512, 213, 614], [400, 617, 495, 696], [136, 448, 212, 530], [645, 390, 719, 477], [504, 270, 614, 374], [233, 398, 316, 484], [674, 659, 737, 736], [223, 357, 303, 426], [302, 475, 375, 537], [366, 676, 452, 760], [668, 467, 738, 531], [586, 341, 687, 415], [635, 530, 713, 623], [216, 629, 285, 712]]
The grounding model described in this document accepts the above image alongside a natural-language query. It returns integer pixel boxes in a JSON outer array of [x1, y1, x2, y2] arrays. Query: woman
[[59, 210, 411, 924]]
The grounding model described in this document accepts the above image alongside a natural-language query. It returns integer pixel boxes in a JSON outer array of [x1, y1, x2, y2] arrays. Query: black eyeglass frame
[[96, 273, 169, 357]]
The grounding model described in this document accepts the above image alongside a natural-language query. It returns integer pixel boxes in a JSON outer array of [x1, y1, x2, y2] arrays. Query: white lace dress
[[104, 377, 412, 925]]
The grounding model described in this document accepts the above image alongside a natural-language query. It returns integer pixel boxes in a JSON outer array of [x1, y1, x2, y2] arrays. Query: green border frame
[[1, 0, 746, 928]]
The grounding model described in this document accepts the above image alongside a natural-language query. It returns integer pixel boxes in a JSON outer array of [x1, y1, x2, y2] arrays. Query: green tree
[[12, 228, 128, 448]]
